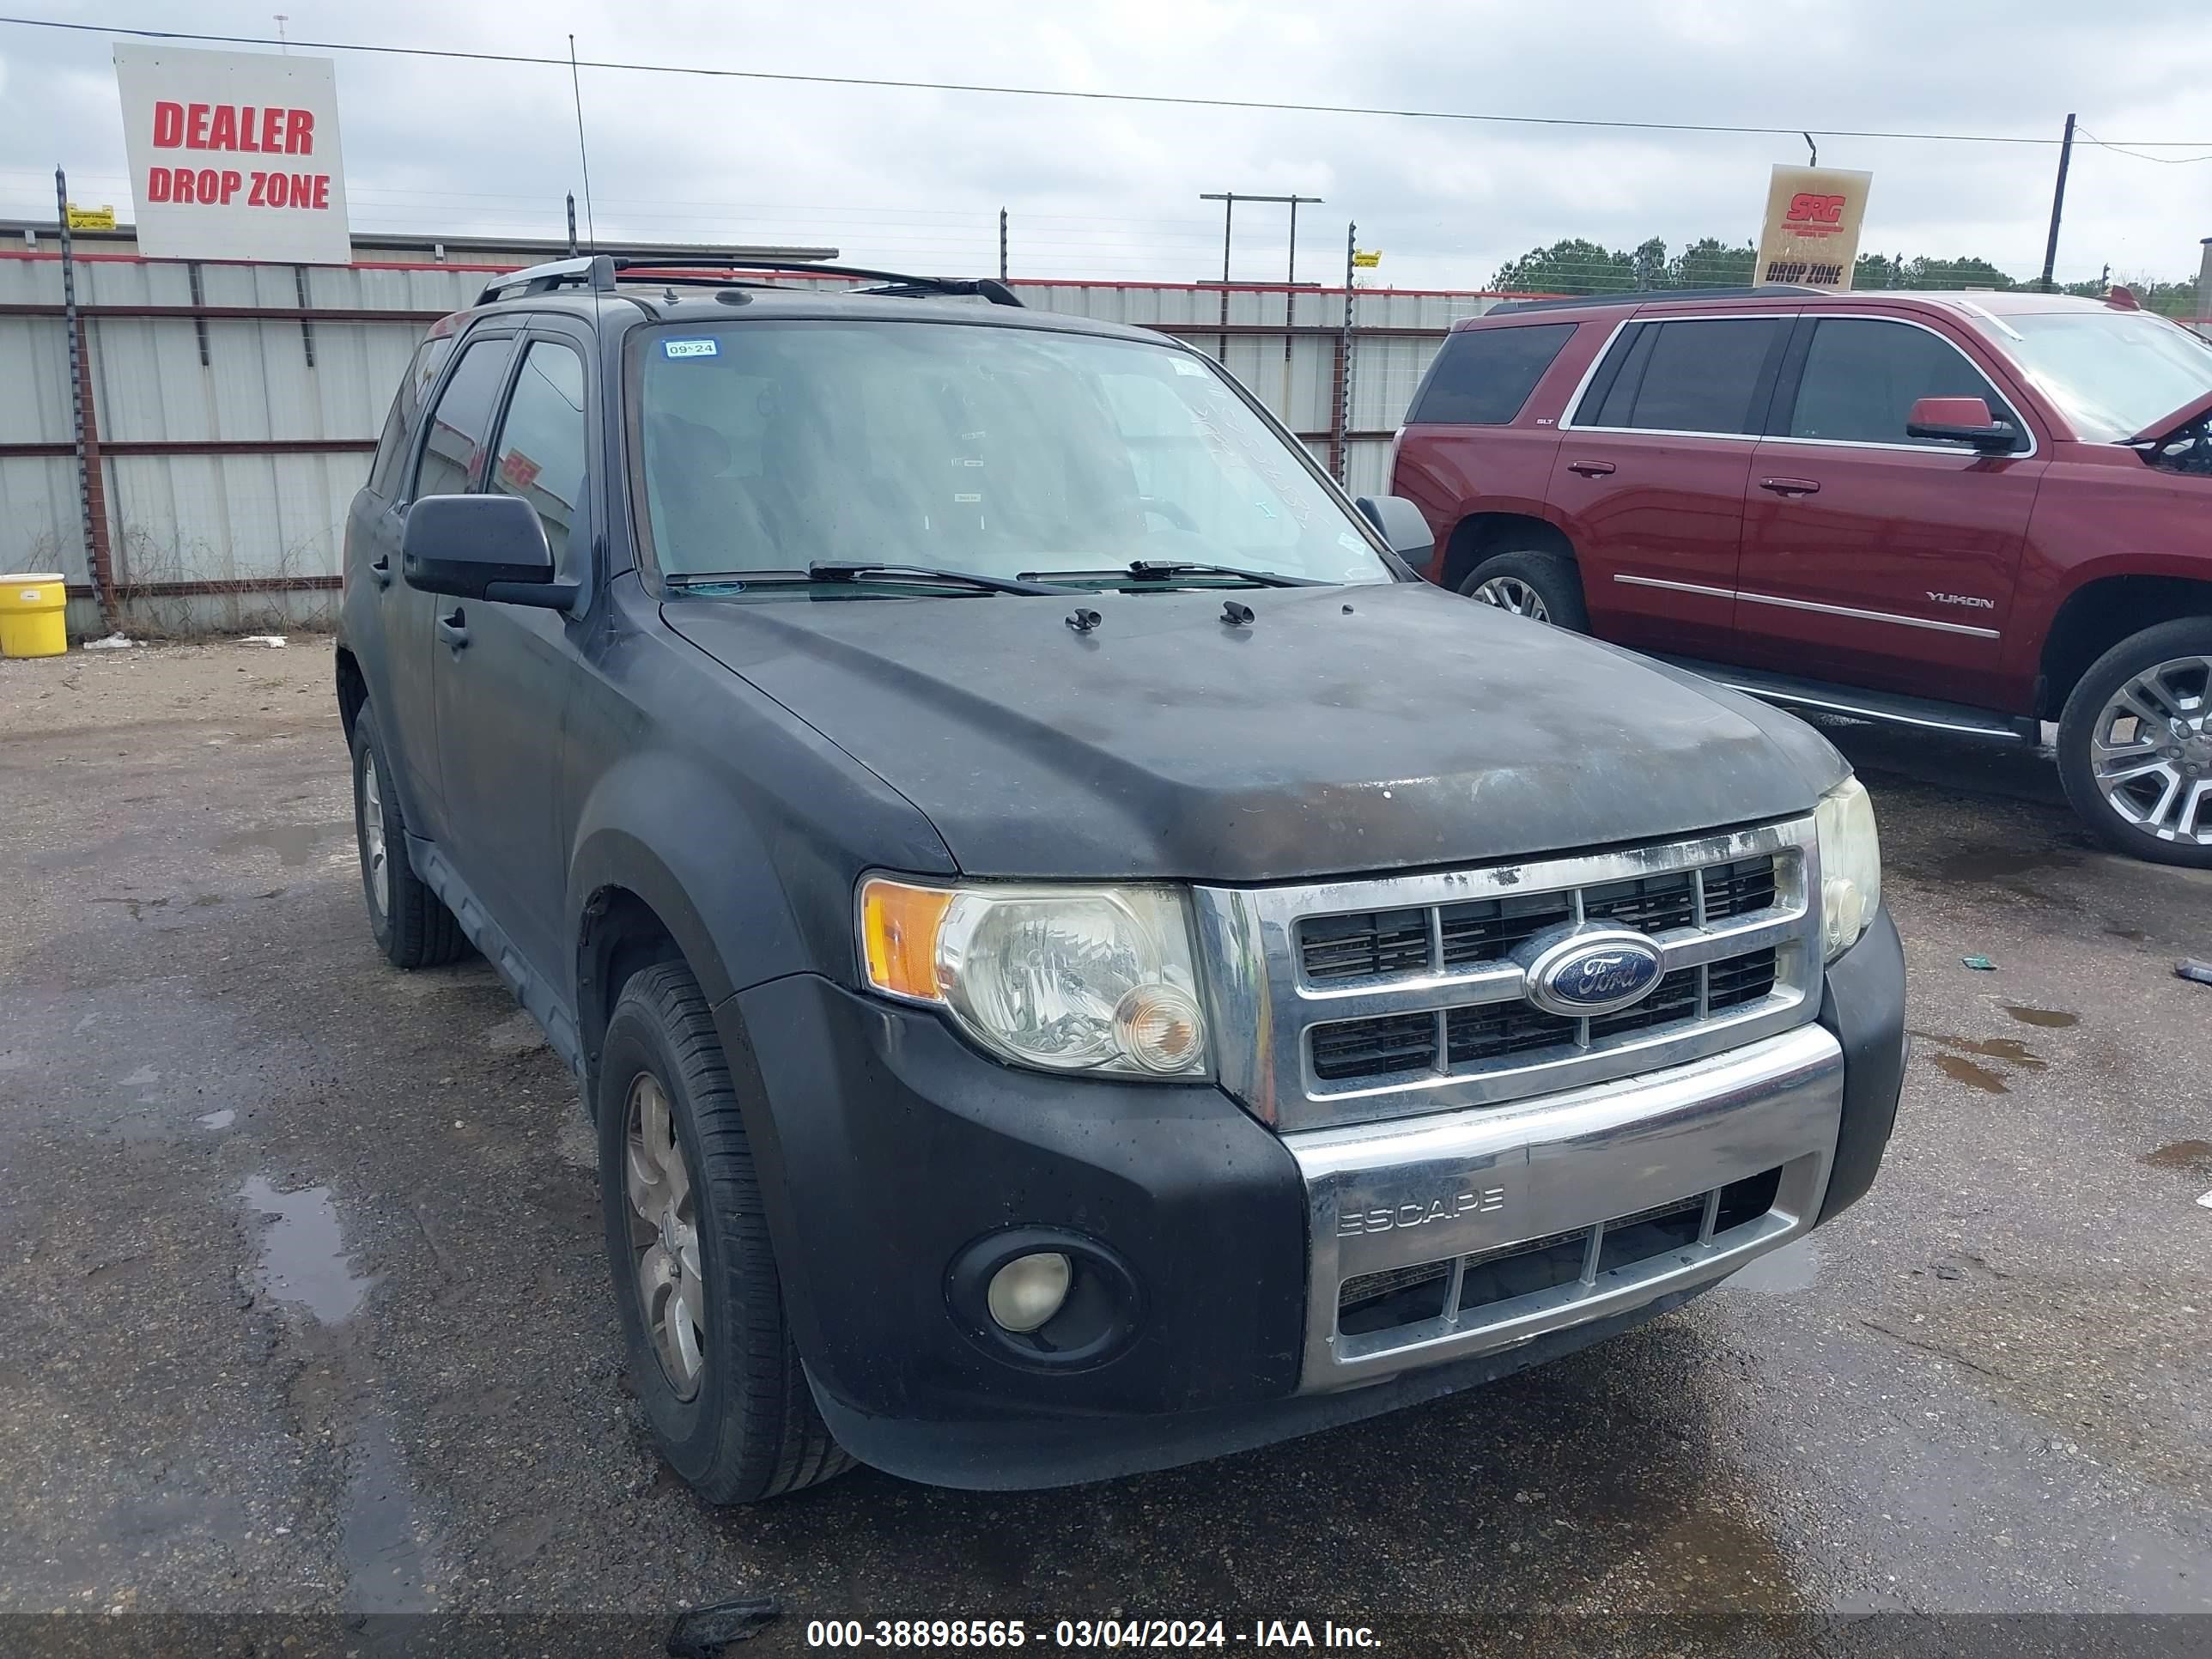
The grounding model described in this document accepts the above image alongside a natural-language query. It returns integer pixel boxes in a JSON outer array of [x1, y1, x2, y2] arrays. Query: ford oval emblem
[[1519, 927, 1667, 1018]]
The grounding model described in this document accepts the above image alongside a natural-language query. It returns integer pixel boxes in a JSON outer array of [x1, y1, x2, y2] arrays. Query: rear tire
[[1459, 550, 1589, 632], [2058, 618, 2212, 867], [597, 961, 851, 1504], [350, 708, 468, 968]]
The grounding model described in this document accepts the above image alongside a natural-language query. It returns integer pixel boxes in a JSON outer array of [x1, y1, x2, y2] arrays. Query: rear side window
[[410, 337, 514, 500], [1788, 318, 2022, 447], [1409, 324, 1577, 424], [367, 334, 454, 498], [488, 341, 590, 573], [1579, 318, 1784, 435]]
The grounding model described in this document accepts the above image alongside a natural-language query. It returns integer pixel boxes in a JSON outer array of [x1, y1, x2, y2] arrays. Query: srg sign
[[113, 42, 352, 265], [1755, 165, 1872, 290]]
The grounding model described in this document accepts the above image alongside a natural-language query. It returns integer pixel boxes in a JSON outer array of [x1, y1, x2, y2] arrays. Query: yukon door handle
[[368, 554, 392, 588], [436, 607, 469, 649], [1759, 477, 1821, 496], [1566, 459, 1616, 477]]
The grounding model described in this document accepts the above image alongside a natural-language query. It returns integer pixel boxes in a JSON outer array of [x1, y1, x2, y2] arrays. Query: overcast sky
[[3, 1, 2209, 290]]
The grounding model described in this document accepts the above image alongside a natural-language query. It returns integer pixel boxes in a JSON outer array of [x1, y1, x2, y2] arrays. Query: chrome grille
[[1192, 819, 1821, 1133]]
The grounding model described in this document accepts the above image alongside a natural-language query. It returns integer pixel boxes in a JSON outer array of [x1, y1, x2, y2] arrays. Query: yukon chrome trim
[[1191, 817, 1821, 1133], [1286, 1023, 1843, 1390], [1612, 574, 2002, 640]]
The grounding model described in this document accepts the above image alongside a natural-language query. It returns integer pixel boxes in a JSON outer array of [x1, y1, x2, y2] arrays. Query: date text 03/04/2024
[[803, 1619, 1383, 1649]]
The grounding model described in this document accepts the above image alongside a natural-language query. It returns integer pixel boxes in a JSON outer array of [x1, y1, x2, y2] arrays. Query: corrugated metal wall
[[0, 252, 1504, 637]]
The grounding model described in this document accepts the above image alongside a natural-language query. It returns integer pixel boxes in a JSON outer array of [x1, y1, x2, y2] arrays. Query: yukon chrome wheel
[[2089, 655, 2212, 845], [624, 1072, 705, 1399], [1472, 574, 1553, 623]]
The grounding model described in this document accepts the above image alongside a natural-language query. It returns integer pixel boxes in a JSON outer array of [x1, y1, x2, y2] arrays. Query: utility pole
[[2039, 113, 2076, 294], [999, 208, 1008, 283], [566, 192, 578, 257]]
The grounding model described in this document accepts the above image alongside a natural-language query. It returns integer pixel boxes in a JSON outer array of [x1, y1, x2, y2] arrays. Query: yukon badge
[[1516, 926, 1667, 1018]]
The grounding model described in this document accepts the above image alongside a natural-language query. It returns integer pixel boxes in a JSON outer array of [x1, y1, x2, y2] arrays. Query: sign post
[[112, 42, 352, 264], [1753, 165, 1873, 290]]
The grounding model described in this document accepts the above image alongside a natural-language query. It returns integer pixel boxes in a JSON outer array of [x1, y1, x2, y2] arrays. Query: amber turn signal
[[860, 878, 954, 1001]]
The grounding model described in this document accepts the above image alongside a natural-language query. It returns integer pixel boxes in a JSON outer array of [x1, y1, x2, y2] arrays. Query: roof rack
[[1485, 284, 1821, 315], [477, 255, 1023, 308]]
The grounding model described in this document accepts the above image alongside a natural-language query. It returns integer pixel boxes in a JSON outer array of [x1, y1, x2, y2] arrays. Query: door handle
[[368, 554, 392, 588], [1759, 477, 1821, 496], [436, 606, 469, 649], [1566, 459, 1616, 477]]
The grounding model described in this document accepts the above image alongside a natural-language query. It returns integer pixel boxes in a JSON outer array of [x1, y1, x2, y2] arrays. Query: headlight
[[1814, 775, 1881, 962], [859, 878, 1209, 1078]]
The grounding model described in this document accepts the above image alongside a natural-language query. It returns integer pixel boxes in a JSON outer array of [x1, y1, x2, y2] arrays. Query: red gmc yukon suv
[[1389, 286, 2212, 864]]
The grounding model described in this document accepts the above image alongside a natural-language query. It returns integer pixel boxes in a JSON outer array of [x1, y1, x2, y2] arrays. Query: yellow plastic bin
[[0, 572, 69, 659]]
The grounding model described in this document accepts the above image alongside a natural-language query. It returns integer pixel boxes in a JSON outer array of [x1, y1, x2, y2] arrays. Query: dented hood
[[665, 581, 1848, 883]]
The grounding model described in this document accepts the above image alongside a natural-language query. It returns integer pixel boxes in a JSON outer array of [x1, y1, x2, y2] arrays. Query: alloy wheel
[[1474, 576, 1552, 623], [2090, 655, 2212, 845], [624, 1072, 706, 1399], [361, 752, 390, 917]]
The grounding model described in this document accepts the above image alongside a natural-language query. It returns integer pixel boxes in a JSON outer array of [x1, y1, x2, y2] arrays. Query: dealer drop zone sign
[[112, 42, 353, 265]]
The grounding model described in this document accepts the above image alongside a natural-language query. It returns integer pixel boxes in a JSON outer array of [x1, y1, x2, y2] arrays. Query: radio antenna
[[568, 33, 597, 250]]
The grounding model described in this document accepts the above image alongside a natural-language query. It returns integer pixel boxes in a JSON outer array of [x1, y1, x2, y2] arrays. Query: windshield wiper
[[663, 564, 1075, 595], [808, 562, 1077, 595], [1125, 560, 1326, 587]]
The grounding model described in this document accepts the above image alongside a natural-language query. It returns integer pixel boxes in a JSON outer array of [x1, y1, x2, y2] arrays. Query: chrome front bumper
[[1286, 1023, 1844, 1392]]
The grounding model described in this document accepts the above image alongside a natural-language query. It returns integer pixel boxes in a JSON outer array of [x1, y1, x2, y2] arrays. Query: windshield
[[633, 319, 1392, 586], [1996, 311, 2212, 442]]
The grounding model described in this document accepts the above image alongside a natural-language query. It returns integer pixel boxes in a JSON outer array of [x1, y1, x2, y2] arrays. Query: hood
[[665, 582, 1847, 883], [2132, 388, 2212, 445]]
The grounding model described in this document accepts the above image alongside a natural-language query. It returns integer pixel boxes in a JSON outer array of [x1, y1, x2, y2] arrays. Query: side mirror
[[1353, 495, 1437, 568], [1905, 396, 2021, 454], [401, 494, 576, 608]]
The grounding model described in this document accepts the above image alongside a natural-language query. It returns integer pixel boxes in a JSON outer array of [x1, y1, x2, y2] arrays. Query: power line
[[6, 14, 2212, 150], [2076, 126, 2212, 165]]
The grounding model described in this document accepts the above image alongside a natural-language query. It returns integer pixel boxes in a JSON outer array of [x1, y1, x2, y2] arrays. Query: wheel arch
[[1441, 512, 1577, 594], [2039, 574, 2212, 719]]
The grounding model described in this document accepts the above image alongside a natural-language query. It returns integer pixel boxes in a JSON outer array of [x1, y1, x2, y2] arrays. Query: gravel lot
[[2, 636, 2207, 1656]]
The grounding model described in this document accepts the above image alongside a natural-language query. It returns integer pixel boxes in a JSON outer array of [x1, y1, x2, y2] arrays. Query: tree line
[[1491, 236, 2202, 316]]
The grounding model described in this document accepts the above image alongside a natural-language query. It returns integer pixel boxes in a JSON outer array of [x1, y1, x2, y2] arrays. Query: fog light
[[986, 1251, 1072, 1334]]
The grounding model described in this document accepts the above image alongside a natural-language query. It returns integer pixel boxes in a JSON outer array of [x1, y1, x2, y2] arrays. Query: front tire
[[2058, 618, 2212, 867], [1458, 549, 1589, 632], [350, 708, 468, 968], [597, 961, 850, 1504]]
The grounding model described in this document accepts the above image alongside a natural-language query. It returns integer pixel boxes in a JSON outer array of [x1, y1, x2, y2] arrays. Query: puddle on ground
[[1933, 842, 2084, 884], [1912, 1030, 2047, 1095], [240, 1176, 374, 1323], [2141, 1139, 2212, 1176], [197, 1109, 235, 1130], [343, 1416, 432, 1614], [1722, 1237, 1822, 1296], [2002, 1005, 2078, 1029], [216, 821, 347, 867], [1930, 1054, 2009, 1094]]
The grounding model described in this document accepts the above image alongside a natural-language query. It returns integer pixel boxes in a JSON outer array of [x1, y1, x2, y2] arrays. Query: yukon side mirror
[[1905, 396, 2021, 454], [1353, 495, 1437, 567], [402, 494, 577, 608]]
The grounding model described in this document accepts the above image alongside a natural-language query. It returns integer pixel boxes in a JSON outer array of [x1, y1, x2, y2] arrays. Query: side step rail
[[1655, 657, 2036, 743]]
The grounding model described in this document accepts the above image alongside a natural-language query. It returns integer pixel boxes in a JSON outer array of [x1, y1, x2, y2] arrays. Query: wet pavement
[[1, 640, 2207, 1656]]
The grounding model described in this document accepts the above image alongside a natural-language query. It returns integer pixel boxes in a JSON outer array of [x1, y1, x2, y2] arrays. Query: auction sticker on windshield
[[663, 338, 719, 358]]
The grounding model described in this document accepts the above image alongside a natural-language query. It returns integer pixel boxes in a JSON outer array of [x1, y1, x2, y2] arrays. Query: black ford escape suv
[[337, 255, 1907, 1500]]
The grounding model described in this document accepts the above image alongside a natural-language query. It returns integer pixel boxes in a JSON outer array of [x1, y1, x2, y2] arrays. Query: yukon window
[[487, 341, 589, 572], [634, 321, 1392, 586], [1585, 318, 1784, 436], [409, 338, 512, 501], [1789, 319, 2022, 448], [1408, 324, 1577, 425]]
